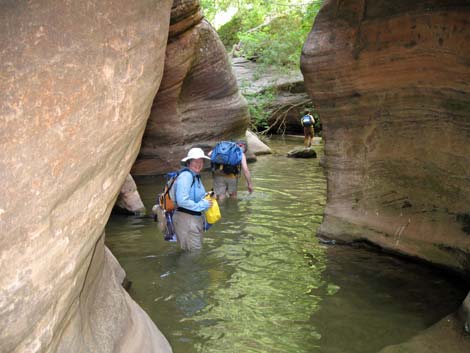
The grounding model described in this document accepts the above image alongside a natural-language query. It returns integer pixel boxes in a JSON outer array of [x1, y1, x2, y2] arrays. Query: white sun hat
[[181, 147, 210, 162]]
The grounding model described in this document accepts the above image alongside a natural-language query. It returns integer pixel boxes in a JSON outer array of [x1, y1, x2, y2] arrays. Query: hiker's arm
[[241, 154, 253, 194], [175, 173, 210, 211]]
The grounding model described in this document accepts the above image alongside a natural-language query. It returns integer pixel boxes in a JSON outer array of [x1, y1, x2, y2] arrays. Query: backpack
[[158, 168, 195, 212], [302, 115, 313, 127], [210, 141, 243, 175]]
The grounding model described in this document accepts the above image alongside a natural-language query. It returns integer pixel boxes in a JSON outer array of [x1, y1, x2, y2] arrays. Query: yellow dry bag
[[204, 194, 221, 225]]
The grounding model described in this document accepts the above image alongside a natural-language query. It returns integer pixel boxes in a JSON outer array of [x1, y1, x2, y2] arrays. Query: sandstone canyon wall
[[132, 0, 249, 176], [1, 1, 173, 352], [301, 0, 470, 274], [301, 0, 470, 349]]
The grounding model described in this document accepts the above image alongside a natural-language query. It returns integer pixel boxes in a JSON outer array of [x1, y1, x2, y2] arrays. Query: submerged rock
[[287, 147, 317, 158]]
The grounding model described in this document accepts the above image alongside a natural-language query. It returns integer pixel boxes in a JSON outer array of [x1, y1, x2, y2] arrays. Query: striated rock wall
[[301, 0, 470, 350], [0, 1, 173, 352], [301, 0, 470, 274], [132, 0, 249, 176]]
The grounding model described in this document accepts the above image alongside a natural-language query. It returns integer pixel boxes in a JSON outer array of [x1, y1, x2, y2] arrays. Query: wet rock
[[463, 293, 470, 334], [287, 147, 317, 158], [318, 237, 336, 245], [378, 312, 469, 353]]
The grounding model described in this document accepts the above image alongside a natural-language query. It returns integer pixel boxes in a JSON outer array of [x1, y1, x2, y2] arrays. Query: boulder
[[246, 130, 272, 156], [379, 311, 469, 353], [114, 174, 146, 216], [287, 147, 317, 159]]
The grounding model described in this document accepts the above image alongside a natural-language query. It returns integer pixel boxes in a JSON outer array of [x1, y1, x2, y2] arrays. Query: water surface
[[105, 137, 467, 353]]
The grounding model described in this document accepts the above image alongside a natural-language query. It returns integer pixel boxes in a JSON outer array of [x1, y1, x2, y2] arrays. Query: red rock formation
[[301, 0, 470, 349], [132, 0, 249, 176], [0, 1, 173, 352], [301, 0, 470, 273]]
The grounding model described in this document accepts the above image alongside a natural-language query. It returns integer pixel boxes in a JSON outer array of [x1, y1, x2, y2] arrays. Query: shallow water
[[105, 136, 467, 353]]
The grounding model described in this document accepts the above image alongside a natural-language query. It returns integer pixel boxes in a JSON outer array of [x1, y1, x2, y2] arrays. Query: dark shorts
[[304, 126, 314, 137]]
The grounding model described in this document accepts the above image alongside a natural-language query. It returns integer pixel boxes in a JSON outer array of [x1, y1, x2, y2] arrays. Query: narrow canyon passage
[[106, 137, 468, 353]]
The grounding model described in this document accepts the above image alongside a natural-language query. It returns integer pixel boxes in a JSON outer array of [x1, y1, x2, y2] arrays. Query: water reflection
[[105, 137, 467, 353]]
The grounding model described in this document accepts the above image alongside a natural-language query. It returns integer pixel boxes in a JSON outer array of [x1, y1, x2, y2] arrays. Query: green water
[[105, 137, 467, 353]]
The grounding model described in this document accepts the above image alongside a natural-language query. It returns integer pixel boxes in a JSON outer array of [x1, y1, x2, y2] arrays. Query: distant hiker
[[172, 147, 212, 251], [209, 140, 253, 201], [301, 110, 315, 148]]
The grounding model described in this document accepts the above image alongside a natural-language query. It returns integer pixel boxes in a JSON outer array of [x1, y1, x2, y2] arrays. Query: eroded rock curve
[[132, 0, 249, 175], [0, 1, 173, 352]]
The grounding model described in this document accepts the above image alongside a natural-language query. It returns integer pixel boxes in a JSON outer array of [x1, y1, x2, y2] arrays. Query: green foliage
[[200, 1, 325, 134], [218, 11, 264, 49], [244, 88, 276, 132], [200, 0, 231, 22], [217, 15, 243, 49], [201, 0, 324, 69], [238, 14, 306, 67]]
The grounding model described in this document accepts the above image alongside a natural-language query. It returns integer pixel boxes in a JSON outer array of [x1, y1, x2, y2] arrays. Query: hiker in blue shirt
[[173, 147, 212, 251]]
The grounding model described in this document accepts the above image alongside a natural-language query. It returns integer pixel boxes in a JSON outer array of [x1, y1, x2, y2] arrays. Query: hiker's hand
[[247, 184, 253, 194], [206, 199, 213, 208]]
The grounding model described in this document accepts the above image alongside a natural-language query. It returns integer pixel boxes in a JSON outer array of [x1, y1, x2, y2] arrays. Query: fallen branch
[[258, 98, 312, 135]]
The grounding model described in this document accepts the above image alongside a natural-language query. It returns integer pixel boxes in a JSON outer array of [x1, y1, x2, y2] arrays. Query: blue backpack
[[156, 168, 195, 242], [302, 115, 313, 126], [158, 168, 194, 212], [211, 141, 243, 175]]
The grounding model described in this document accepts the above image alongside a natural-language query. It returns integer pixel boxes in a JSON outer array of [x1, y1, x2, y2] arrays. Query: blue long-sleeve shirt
[[175, 170, 210, 212]]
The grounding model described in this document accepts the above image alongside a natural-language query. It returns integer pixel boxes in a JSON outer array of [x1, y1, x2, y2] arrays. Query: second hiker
[[209, 140, 253, 201], [300, 110, 315, 148], [173, 147, 212, 251]]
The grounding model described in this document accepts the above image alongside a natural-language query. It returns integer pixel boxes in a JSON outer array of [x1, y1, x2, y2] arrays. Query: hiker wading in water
[[173, 148, 212, 251], [300, 111, 315, 148], [209, 140, 253, 202]]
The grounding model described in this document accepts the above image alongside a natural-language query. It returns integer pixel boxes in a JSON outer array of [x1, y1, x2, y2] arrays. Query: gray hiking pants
[[173, 211, 204, 251]]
